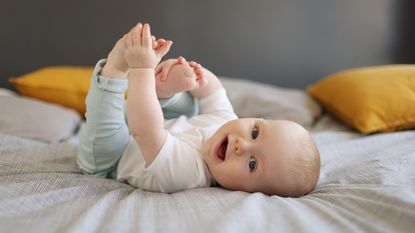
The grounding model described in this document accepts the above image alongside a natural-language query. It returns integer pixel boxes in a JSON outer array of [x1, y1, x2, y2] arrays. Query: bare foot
[[156, 58, 206, 99]]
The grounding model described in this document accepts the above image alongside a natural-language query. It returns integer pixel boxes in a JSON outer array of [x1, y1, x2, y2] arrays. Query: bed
[[1, 73, 414, 233]]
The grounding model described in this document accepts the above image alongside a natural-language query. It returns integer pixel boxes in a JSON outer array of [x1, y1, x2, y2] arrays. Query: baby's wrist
[[129, 67, 155, 73], [128, 68, 155, 78], [101, 63, 128, 79]]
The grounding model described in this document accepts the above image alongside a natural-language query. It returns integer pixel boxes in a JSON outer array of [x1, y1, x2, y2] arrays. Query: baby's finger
[[156, 72, 166, 82], [194, 63, 203, 77], [152, 36, 157, 49], [142, 23, 152, 48], [131, 22, 142, 46], [155, 68, 163, 79], [161, 65, 170, 80], [158, 38, 166, 44], [156, 40, 173, 57], [189, 61, 200, 67], [195, 69, 203, 79], [190, 62, 202, 74], [122, 34, 128, 48], [155, 63, 163, 74], [126, 32, 133, 47], [156, 38, 166, 43], [194, 65, 203, 72], [197, 76, 208, 88], [157, 68, 167, 81], [154, 39, 166, 50]]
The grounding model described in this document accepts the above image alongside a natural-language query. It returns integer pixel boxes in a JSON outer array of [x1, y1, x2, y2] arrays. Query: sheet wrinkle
[[1, 112, 415, 232]]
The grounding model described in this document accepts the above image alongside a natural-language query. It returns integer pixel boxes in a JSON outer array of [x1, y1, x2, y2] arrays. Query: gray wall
[[0, 0, 411, 90]]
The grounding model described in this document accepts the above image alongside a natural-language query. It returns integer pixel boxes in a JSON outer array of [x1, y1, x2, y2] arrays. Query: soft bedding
[[0, 79, 415, 233]]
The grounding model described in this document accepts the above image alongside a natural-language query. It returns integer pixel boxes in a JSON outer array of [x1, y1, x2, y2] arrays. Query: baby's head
[[202, 118, 320, 197]]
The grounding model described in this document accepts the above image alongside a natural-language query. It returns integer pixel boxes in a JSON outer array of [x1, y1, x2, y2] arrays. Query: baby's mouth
[[216, 136, 228, 161]]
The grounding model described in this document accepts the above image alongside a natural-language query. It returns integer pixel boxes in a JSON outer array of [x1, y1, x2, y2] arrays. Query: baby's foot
[[156, 57, 206, 99]]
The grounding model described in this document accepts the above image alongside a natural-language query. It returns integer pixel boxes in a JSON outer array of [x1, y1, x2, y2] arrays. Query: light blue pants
[[77, 60, 198, 178]]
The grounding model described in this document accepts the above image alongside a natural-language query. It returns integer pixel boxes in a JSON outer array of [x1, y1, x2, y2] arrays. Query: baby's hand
[[124, 23, 172, 69], [101, 35, 129, 79], [188, 60, 205, 84], [155, 57, 207, 99]]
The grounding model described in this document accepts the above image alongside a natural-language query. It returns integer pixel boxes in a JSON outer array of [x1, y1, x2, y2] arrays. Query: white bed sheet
[[1, 113, 415, 233], [1, 78, 414, 232]]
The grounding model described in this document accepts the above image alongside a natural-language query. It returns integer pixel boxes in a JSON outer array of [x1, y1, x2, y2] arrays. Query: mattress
[[0, 80, 414, 233]]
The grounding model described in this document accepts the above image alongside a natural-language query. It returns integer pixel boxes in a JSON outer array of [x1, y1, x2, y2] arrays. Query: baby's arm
[[124, 23, 172, 166], [187, 66, 223, 99], [100, 35, 129, 79]]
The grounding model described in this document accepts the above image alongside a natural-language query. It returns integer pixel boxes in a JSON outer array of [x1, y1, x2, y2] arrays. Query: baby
[[77, 23, 320, 197]]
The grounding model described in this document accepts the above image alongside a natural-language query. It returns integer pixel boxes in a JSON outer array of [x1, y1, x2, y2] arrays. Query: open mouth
[[216, 136, 228, 161]]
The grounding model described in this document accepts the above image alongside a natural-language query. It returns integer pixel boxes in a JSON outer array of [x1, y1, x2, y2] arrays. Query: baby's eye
[[251, 127, 259, 139], [249, 156, 257, 173]]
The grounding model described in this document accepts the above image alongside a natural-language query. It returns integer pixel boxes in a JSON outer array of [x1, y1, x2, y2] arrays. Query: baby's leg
[[123, 91, 198, 122], [77, 59, 130, 178], [160, 91, 199, 119], [156, 63, 203, 118]]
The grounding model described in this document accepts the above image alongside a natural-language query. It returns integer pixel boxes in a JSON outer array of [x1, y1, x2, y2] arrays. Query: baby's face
[[203, 118, 310, 195]]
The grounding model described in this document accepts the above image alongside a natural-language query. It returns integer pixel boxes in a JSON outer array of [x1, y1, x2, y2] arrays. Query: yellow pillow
[[10, 67, 93, 115], [308, 65, 415, 134]]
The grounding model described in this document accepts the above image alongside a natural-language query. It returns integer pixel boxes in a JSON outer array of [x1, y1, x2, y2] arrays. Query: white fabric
[[1, 81, 415, 233], [1, 117, 415, 233], [0, 95, 81, 143], [116, 88, 237, 193], [221, 77, 322, 129], [0, 87, 17, 96]]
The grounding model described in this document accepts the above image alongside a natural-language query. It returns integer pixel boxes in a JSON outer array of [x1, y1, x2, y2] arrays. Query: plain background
[[1, 0, 414, 89]]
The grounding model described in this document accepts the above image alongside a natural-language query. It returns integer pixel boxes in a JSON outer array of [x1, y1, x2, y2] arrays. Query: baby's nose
[[233, 137, 248, 155]]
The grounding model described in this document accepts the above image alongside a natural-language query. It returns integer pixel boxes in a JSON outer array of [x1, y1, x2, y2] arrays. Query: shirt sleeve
[[144, 132, 209, 193], [198, 88, 235, 116]]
